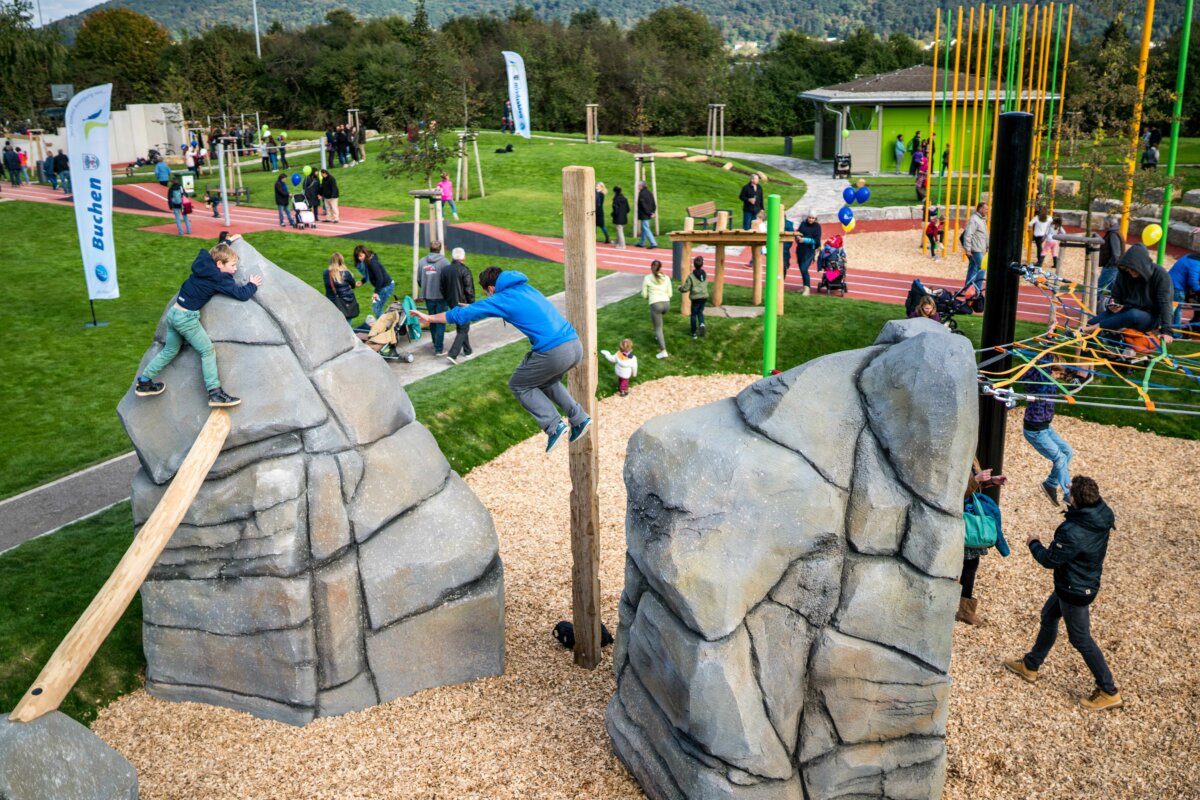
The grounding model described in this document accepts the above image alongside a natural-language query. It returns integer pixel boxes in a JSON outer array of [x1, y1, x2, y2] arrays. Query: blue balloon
[[842, 186, 856, 204], [291, 173, 301, 186], [856, 186, 871, 204], [838, 206, 854, 226]]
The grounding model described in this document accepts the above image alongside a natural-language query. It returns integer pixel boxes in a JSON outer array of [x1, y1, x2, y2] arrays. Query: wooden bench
[[204, 184, 252, 205], [686, 201, 732, 230]]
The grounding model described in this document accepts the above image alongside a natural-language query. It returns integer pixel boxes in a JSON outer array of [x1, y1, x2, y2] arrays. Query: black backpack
[[552, 620, 614, 650]]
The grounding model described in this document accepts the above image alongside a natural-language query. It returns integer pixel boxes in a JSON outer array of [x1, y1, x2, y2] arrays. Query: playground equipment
[[409, 188, 446, 297], [667, 219, 789, 312], [705, 104, 725, 157], [455, 131, 485, 202], [585, 104, 600, 144], [1157, 0, 1194, 265]]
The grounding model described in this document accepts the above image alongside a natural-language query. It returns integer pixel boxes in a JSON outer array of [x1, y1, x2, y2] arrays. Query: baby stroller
[[905, 279, 985, 334], [292, 193, 317, 229], [816, 236, 848, 296], [356, 297, 422, 363]]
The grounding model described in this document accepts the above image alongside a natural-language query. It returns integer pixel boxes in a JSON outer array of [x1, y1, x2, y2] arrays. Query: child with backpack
[[679, 255, 710, 338], [133, 238, 262, 408], [601, 339, 638, 397]]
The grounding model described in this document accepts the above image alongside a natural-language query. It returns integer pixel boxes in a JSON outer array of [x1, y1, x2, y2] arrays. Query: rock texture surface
[[0, 711, 138, 800], [607, 318, 975, 800], [117, 240, 504, 726]]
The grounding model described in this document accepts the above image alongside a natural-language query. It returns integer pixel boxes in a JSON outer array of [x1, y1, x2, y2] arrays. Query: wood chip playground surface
[[90, 376, 1200, 800]]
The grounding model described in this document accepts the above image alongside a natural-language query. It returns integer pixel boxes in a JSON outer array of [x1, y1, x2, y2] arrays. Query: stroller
[[356, 297, 422, 363], [816, 236, 848, 295], [905, 279, 985, 334], [292, 192, 317, 229]]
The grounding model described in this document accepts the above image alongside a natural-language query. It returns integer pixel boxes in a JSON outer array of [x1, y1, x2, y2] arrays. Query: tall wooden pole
[[1119, 0, 1156, 241], [474, 136, 485, 197], [561, 165, 601, 670], [712, 211, 729, 306], [10, 410, 232, 722], [922, 9, 941, 252], [948, 6, 966, 251], [412, 196, 421, 298], [1048, 4, 1075, 214]]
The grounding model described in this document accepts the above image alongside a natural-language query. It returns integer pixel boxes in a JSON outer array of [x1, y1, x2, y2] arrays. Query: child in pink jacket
[[438, 172, 459, 220]]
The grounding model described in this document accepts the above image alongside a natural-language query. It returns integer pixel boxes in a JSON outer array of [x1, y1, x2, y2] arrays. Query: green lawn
[[0, 201, 577, 500]]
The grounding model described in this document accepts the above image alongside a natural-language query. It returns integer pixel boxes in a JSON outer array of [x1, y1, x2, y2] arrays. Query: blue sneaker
[[569, 416, 592, 443], [545, 420, 568, 453]]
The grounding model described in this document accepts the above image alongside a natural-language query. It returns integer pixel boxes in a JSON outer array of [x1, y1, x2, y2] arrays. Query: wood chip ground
[[92, 374, 1200, 799]]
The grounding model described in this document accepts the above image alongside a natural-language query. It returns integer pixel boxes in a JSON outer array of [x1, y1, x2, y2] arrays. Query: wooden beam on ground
[[561, 165, 601, 670], [9, 410, 232, 722]]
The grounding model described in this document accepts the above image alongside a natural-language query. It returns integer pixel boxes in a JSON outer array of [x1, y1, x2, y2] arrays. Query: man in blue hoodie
[[414, 266, 591, 453], [133, 236, 262, 407], [1168, 253, 1199, 328]]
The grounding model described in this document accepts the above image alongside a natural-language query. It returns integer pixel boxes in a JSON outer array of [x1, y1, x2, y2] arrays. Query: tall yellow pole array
[[1048, 4, 1075, 213], [953, 6, 976, 252], [987, 3, 1009, 228], [966, 4, 987, 212], [1119, 0, 1156, 240], [948, 6, 966, 252], [1016, 4, 1030, 112], [922, 11, 941, 252]]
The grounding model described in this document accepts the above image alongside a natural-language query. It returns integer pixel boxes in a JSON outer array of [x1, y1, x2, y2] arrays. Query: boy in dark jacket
[[414, 267, 591, 453], [441, 247, 475, 364], [1004, 475, 1122, 711], [1022, 358, 1073, 506], [134, 238, 262, 407], [1082, 243, 1175, 343]]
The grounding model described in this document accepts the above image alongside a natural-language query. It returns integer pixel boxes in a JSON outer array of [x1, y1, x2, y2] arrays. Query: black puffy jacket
[[1111, 244, 1176, 335], [440, 260, 475, 308], [1029, 499, 1114, 605]]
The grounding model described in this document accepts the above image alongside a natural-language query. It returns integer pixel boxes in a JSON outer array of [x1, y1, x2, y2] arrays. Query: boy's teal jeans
[[142, 307, 219, 391]]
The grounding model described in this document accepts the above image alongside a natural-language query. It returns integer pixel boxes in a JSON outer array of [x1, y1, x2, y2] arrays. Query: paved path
[[716, 151, 846, 218]]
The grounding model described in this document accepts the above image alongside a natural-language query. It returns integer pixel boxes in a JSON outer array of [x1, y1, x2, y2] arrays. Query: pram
[[292, 192, 316, 229], [356, 297, 422, 363], [815, 237, 848, 295], [905, 279, 985, 334]]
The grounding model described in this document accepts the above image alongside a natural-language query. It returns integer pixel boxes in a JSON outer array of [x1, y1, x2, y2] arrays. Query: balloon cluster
[[837, 178, 870, 233], [1141, 223, 1163, 247]]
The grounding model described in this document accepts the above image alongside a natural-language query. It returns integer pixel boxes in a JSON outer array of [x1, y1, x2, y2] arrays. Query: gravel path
[[92, 375, 1200, 799]]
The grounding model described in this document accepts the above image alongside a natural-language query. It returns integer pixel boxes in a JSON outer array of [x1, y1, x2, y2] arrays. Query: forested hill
[[52, 0, 1188, 43]]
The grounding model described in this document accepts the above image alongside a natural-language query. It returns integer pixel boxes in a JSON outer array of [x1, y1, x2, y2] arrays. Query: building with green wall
[[799, 65, 1054, 175]]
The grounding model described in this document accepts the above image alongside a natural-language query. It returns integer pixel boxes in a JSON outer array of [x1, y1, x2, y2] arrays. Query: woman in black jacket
[[320, 169, 340, 223], [611, 185, 630, 249], [353, 244, 395, 317], [323, 252, 359, 325], [595, 182, 611, 245], [274, 173, 294, 227]]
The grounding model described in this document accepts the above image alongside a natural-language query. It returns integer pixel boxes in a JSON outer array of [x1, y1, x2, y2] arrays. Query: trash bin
[[784, 136, 793, 156], [672, 240, 684, 280]]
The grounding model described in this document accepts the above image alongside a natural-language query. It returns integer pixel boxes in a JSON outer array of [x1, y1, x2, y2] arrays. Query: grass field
[[0, 201, 580, 500]]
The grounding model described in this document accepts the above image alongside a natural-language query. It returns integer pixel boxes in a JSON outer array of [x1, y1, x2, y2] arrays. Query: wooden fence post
[[713, 211, 729, 306], [680, 218, 694, 317], [561, 165, 601, 669]]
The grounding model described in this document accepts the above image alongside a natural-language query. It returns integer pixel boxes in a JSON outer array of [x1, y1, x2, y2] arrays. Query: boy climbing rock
[[413, 267, 591, 453], [134, 237, 262, 407]]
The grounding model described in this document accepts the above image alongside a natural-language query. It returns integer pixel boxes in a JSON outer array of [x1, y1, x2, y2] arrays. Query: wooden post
[[650, 157, 659, 237], [436, 198, 445, 243], [718, 104, 725, 157], [412, 196, 421, 298], [713, 211, 729, 306], [586, 104, 599, 144], [561, 165, 601, 670], [751, 229, 764, 306], [9, 410, 232, 722], [680, 218, 694, 316], [473, 136, 485, 198]]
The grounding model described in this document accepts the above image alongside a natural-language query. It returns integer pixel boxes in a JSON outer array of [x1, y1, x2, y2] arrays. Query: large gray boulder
[[608, 318, 976, 800], [117, 239, 504, 725], [0, 711, 138, 800]]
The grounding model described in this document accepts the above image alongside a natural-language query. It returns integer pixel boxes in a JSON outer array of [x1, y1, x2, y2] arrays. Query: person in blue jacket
[[1168, 253, 1200, 328], [414, 267, 592, 453], [155, 159, 171, 186], [133, 236, 262, 407]]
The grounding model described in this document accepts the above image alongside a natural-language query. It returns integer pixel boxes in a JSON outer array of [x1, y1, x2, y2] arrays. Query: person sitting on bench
[[1080, 244, 1174, 345]]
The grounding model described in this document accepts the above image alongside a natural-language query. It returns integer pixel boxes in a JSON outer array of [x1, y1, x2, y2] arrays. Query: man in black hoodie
[[739, 173, 763, 230], [1004, 475, 1122, 711], [441, 247, 475, 364], [1081, 243, 1175, 344], [636, 181, 657, 249]]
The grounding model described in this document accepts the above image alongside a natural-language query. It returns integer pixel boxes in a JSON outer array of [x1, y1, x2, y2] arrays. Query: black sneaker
[[207, 387, 242, 408], [1039, 481, 1059, 507], [135, 379, 165, 397], [699, 324, 707, 337]]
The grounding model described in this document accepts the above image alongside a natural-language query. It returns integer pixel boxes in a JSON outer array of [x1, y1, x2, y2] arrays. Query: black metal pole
[[89, 301, 98, 327], [977, 112, 1034, 501]]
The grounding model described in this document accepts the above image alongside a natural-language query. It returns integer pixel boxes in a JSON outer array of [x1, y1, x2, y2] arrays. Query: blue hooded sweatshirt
[[176, 249, 258, 310], [1169, 254, 1200, 294], [445, 270, 576, 352]]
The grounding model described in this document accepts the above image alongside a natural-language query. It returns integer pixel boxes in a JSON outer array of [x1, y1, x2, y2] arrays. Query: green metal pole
[[937, 9, 952, 204], [1040, 4, 1065, 195], [980, 8, 996, 190], [1006, 9, 1018, 111], [763, 194, 781, 377], [1159, 0, 1194, 264]]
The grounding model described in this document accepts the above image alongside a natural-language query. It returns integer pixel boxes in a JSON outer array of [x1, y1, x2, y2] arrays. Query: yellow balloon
[[981, 253, 988, 270], [843, 219, 856, 232], [1142, 223, 1163, 247], [856, 178, 867, 189]]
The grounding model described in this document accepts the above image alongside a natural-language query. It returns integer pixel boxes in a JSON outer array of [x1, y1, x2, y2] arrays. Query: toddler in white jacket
[[601, 339, 638, 397]]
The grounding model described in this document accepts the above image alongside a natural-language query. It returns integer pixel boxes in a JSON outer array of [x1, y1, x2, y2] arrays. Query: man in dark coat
[[1005, 475, 1122, 711], [53, 149, 71, 192], [3, 146, 20, 187], [739, 173, 763, 230], [1082, 243, 1175, 342], [273, 173, 294, 227], [440, 247, 475, 364], [636, 181, 657, 249], [319, 169, 340, 223]]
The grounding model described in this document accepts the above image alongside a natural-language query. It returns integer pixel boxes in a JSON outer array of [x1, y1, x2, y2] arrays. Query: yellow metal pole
[[922, 9, 941, 252], [987, 4, 1008, 230], [1023, 4, 1049, 260], [1016, 4, 1030, 112], [966, 4, 987, 211], [1119, 0, 1155, 241], [949, 6, 966, 253], [953, 5, 976, 253], [1048, 4, 1074, 214]]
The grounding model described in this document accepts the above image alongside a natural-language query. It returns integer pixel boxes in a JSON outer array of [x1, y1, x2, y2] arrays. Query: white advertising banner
[[502, 51, 531, 139], [66, 84, 118, 300]]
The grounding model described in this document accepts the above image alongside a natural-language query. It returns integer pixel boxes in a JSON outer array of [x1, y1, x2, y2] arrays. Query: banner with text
[[502, 51, 531, 139], [67, 84, 118, 300]]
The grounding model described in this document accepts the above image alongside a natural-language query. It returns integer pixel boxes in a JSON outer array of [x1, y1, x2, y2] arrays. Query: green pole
[[763, 193, 781, 377], [1005, 9, 1018, 111], [937, 8, 952, 204], [980, 8, 996, 189], [1159, 0, 1194, 264], [1040, 3, 1065, 195]]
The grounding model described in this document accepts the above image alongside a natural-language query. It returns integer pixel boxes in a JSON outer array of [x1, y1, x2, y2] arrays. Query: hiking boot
[[207, 387, 241, 408], [569, 416, 592, 443], [545, 420, 568, 453], [1079, 688, 1123, 711], [955, 597, 983, 625], [1040, 481, 1060, 507], [1003, 658, 1039, 684], [135, 379, 165, 397]]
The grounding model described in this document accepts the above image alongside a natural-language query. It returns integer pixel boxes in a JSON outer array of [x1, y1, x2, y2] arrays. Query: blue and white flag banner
[[67, 84, 118, 300], [502, 51, 531, 139]]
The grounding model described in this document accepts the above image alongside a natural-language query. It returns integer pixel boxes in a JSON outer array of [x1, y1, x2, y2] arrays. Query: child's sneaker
[[699, 324, 706, 337], [656, 350, 670, 360], [135, 379, 165, 397], [569, 416, 592, 443], [545, 420, 568, 453], [207, 387, 242, 408]]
